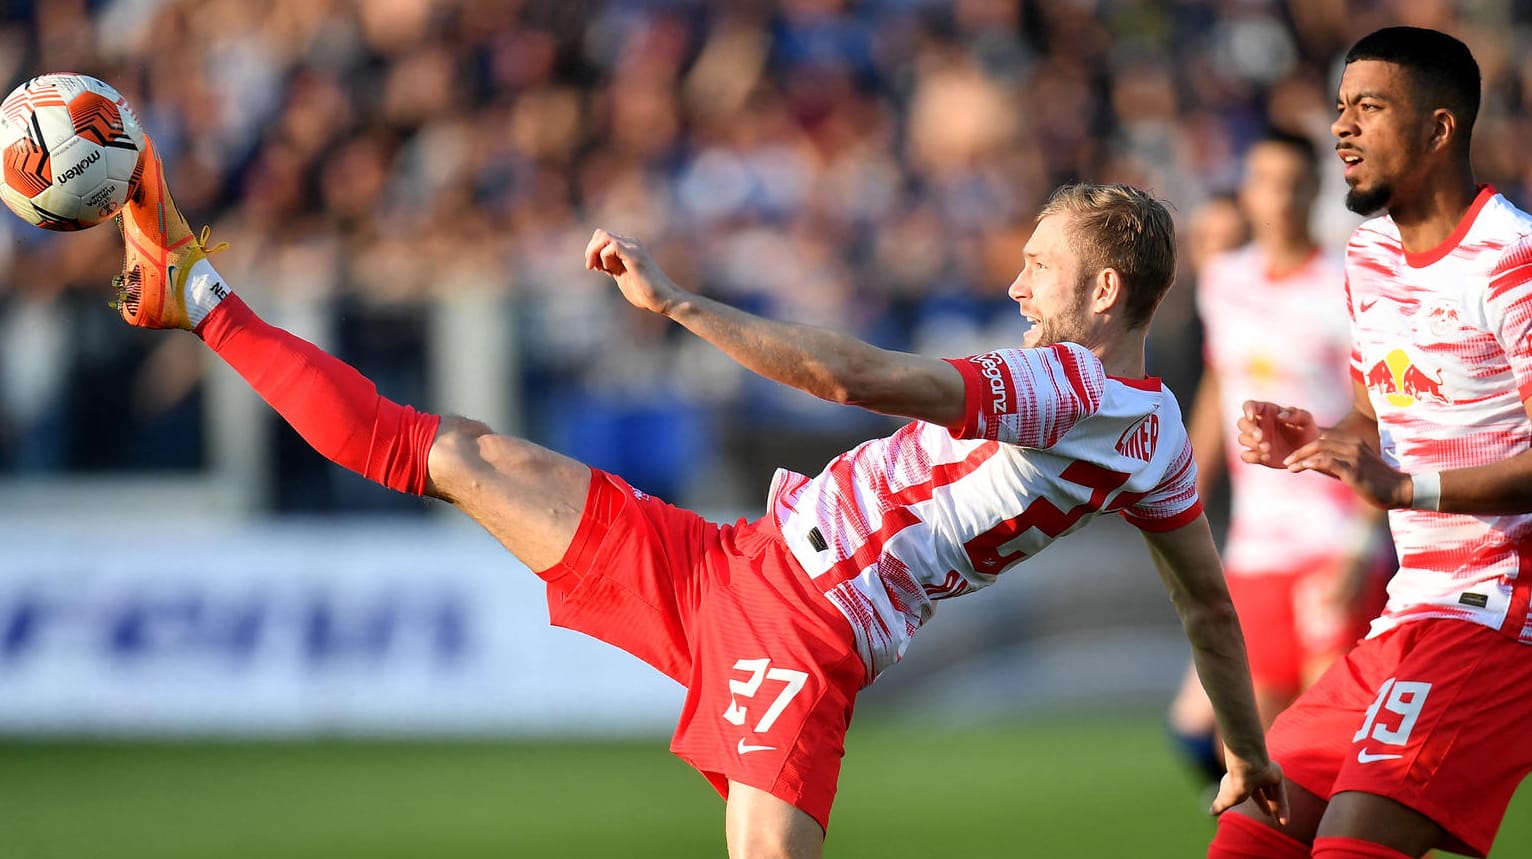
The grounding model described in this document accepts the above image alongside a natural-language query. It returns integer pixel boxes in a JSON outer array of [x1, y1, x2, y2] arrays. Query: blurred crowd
[[1, 0, 1530, 511]]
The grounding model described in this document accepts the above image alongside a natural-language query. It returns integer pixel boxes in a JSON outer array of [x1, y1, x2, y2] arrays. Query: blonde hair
[[1037, 183, 1177, 330]]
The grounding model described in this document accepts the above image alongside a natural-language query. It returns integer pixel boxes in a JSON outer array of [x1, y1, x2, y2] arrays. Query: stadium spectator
[[1167, 129, 1392, 792], [5, 2, 1531, 513], [1211, 26, 1532, 859], [112, 147, 1285, 854]]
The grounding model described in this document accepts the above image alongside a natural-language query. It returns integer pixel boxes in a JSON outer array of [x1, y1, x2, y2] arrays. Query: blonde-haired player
[[110, 150, 1285, 857]]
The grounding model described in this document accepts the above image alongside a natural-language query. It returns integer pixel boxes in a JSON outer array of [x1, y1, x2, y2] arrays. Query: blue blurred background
[[6, 0, 1531, 510], [1, 2, 1531, 856]]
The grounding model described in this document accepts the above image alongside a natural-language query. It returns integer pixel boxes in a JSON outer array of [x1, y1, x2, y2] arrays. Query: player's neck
[[1389, 167, 1480, 255], [1093, 333, 1148, 380]]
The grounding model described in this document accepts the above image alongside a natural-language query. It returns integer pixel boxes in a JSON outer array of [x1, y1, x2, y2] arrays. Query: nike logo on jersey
[[1358, 298, 1379, 313], [737, 738, 776, 756], [1356, 748, 1403, 764]]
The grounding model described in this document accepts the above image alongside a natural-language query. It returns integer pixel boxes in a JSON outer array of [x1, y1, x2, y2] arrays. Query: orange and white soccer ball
[[0, 73, 146, 231]]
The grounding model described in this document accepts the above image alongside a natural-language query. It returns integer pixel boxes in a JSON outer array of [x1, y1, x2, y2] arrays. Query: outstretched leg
[[113, 136, 592, 571]]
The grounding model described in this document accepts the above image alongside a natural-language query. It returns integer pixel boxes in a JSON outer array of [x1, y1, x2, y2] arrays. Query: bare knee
[[425, 415, 501, 501], [428, 415, 556, 495], [425, 415, 590, 511]]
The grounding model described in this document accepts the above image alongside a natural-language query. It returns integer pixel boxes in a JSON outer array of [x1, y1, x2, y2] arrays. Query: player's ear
[[1091, 268, 1124, 314], [1427, 108, 1456, 154]]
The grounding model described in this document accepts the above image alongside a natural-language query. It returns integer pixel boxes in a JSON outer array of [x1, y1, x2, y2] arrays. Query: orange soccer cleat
[[112, 135, 227, 330]]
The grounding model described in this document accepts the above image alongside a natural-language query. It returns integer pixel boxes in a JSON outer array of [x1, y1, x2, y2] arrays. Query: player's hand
[[584, 229, 686, 315], [1236, 401, 1318, 468], [1212, 754, 1288, 826], [1282, 432, 1411, 509]]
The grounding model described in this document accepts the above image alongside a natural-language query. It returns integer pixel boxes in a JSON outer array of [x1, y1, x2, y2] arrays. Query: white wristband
[[1410, 472, 1442, 511]]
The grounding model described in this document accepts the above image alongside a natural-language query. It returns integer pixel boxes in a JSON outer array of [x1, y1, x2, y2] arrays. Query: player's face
[[1240, 142, 1316, 241], [1009, 214, 1094, 349], [1332, 60, 1431, 215]]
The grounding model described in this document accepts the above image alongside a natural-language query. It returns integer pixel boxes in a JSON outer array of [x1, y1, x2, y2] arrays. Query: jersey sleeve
[[1119, 436, 1204, 532], [1485, 235, 1532, 403], [942, 343, 1106, 447]]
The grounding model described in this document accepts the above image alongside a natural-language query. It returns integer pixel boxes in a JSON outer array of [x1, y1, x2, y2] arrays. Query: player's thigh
[[426, 415, 593, 571], [1317, 791, 1442, 856], [1223, 777, 1330, 845], [726, 781, 824, 859]]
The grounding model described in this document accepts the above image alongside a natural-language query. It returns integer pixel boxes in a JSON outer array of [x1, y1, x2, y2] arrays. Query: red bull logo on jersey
[[1364, 348, 1452, 407], [1115, 413, 1159, 462]]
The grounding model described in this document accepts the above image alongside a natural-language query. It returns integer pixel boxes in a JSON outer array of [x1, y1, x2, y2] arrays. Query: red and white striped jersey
[[1198, 245, 1376, 575], [1348, 186, 1532, 644], [768, 342, 1203, 680]]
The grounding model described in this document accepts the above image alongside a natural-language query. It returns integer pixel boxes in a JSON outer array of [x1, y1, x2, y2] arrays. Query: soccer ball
[[0, 73, 146, 231]]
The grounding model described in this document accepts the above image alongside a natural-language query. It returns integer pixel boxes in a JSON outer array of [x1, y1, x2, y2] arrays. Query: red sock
[[1311, 837, 1414, 859], [196, 295, 440, 495], [1208, 811, 1309, 859]]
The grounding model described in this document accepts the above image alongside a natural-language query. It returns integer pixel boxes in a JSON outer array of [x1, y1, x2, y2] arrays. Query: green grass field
[[1, 717, 1526, 858]]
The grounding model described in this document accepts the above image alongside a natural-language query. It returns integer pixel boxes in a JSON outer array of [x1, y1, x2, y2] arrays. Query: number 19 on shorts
[[1353, 677, 1432, 761]]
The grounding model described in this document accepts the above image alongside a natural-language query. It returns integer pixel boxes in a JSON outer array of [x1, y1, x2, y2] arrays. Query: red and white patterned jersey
[[1198, 244, 1376, 575], [767, 342, 1203, 679], [1348, 186, 1532, 644]]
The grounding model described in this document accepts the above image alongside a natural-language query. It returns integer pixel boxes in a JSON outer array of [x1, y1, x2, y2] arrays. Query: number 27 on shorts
[[722, 658, 808, 734]]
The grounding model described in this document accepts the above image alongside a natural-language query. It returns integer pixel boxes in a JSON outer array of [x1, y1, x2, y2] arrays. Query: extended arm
[[1140, 514, 1287, 824], [585, 229, 966, 427]]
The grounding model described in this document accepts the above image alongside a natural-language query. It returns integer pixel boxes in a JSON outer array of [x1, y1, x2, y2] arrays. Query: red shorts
[[535, 470, 865, 832], [1266, 618, 1532, 857], [1225, 557, 1389, 694]]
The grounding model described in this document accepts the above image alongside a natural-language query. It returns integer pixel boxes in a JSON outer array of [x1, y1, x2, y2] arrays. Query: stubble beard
[[1025, 298, 1093, 349], [1345, 182, 1392, 216], [1027, 319, 1073, 348]]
